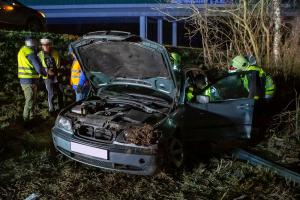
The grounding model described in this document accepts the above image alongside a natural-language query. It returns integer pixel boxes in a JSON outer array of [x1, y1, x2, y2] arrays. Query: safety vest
[[203, 86, 219, 101], [70, 60, 81, 86], [187, 86, 217, 101], [38, 49, 60, 79], [186, 87, 194, 101], [17, 46, 39, 79], [243, 65, 275, 99]]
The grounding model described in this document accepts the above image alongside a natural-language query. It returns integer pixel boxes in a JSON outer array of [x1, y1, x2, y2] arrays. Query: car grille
[[73, 153, 114, 169], [77, 125, 113, 142]]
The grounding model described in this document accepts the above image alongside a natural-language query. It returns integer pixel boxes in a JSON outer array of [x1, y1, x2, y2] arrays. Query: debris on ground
[[125, 124, 158, 146]]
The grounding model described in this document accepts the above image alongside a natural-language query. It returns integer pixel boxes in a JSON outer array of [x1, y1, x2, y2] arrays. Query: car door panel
[[183, 71, 260, 142], [184, 98, 254, 141]]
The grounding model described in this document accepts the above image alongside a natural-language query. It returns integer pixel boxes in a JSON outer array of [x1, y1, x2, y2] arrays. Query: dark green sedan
[[52, 31, 263, 175]]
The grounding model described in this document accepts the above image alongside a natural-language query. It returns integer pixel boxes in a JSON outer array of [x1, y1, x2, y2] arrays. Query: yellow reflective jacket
[[70, 60, 81, 86], [17, 46, 39, 79], [243, 65, 275, 99], [38, 49, 60, 79]]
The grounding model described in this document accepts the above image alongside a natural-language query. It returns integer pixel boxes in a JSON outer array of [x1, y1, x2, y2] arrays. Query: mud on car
[[52, 31, 264, 175]]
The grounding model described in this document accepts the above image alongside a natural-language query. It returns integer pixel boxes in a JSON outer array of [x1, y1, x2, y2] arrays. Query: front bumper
[[52, 127, 159, 175]]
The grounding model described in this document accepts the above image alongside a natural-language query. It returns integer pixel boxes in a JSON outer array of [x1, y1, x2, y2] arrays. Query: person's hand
[[47, 68, 55, 76], [76, 85, 82, 93]]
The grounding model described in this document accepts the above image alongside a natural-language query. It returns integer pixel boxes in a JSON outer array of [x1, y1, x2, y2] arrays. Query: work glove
[[76, 85, 82, 93], [47, 68, 55, 76]]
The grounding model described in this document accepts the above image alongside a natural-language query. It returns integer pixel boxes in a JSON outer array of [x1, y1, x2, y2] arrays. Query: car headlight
[[39, 11, 46, 18], [56, 116, 73, 134]]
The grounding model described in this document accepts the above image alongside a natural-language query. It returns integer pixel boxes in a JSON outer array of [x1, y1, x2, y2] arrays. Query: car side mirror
[[196, 95, 209, 104]]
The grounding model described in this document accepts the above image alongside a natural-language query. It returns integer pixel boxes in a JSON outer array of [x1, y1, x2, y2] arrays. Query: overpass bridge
[[19, 0, 233, 46], [19, 0, 299, 46]]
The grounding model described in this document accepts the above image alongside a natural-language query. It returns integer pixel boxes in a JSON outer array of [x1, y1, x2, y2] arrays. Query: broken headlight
[[56, 116, 73, 134]]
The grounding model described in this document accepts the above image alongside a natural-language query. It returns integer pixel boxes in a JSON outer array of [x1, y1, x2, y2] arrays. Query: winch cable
[[232, 148, 300, 184]]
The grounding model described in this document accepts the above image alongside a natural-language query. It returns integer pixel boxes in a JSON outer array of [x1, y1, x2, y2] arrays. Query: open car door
[[184, 71, 262, 142]]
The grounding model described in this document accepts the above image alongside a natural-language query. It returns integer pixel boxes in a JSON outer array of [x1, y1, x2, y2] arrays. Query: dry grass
[[0, 151, 298, 200], [125, 124, 158, 146]]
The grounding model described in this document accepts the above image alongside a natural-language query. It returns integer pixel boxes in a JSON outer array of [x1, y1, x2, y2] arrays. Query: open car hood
[[71, 38, 176, 98]]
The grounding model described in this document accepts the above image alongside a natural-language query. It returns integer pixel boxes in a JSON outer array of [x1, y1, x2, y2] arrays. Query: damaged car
[[52, 31, 264, 175]]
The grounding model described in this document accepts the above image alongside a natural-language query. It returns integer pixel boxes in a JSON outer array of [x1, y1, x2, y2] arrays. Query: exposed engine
[[65, 99, 169, 145]]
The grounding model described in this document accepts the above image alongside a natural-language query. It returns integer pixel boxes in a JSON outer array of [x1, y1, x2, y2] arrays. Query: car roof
[[82, 30, 141, 41]]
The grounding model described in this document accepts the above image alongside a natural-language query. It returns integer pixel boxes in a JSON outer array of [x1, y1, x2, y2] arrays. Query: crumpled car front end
[[52, 32, 177, 175], [52, 96, 171, 175]]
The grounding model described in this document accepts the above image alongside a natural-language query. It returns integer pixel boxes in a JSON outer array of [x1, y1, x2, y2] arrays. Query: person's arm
[[53, 49, 61, 68], [27, 53, 47, 76], [78, 69, 86, 87]]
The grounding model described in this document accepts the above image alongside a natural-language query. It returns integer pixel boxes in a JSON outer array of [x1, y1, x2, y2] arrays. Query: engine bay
[[64, 99, 169, 144]]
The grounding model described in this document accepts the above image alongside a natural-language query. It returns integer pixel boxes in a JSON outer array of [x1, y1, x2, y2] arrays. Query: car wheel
[[167, 137, 184, 168], [26, 18, 43, 32]]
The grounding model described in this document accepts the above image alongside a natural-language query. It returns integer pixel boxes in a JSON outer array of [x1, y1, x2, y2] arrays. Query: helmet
[[228, 55, 249, 73], [40, 38, 52, 45], [25, 37, 38, 48], [170, 52, 181, 67]]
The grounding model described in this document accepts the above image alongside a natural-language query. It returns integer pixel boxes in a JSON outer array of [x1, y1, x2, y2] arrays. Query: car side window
[[184, 69, 208, 102], [203, 73, 249, 102]]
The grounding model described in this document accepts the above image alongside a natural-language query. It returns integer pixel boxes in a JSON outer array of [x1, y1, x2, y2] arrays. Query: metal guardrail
[[232, 148, 300, 184]]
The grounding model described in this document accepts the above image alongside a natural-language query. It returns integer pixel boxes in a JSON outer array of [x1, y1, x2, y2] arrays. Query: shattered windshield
[[77, 41, 170, 86]]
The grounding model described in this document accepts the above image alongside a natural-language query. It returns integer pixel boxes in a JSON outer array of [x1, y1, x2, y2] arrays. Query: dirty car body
[[52, 31, 261, 175]]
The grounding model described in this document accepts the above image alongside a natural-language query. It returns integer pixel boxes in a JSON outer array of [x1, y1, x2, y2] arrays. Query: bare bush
[[170, 0, 300, 74]]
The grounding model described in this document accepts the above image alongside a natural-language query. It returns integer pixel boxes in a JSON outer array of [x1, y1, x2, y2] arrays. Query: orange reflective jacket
[[70, 60, 81, 86]]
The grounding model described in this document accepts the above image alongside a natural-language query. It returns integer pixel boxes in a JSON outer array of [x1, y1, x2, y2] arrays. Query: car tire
[[26, 18, 43, 32], [166, 137, 185, 169]]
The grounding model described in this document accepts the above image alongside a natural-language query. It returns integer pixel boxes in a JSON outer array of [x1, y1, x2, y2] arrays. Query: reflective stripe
[[265, 75, 275, 95], [18, 74, 39, 78], [18, 67, 34, 70], [18, 72, 38, 75], [18, 70, 38, 74], [71, 70, 81, 72]]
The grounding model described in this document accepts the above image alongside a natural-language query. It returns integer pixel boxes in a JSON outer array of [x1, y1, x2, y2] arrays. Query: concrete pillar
[[139, 16, 147, 39], [172, 21, 177, 47], [157, 18, 163, 44]]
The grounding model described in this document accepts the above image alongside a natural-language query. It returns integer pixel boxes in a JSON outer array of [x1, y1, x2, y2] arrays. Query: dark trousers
[[44, 79, 63, 112], [21, 84, 37, 121]]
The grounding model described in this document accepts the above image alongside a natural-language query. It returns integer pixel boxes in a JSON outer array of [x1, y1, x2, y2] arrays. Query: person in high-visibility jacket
[[69, 47, 89, 101], [170, 52, 181, 71], [18, 37, 47, 124], [228, 55, 275, 100], [38, 38, 63, 113], [186, 71, 218, 102]]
